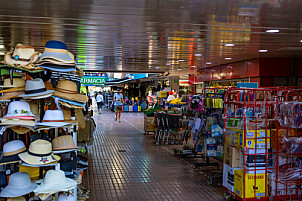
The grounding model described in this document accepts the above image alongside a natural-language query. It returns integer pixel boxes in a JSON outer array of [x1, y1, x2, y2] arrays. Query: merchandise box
[[234, 169, 267, 198], [223, 145, 240, 168], [227, 118, 242, 128], [239, 149, 267, 168], [223, 163, 240, 192], [234, 129, 270, 149], [225, 128, 233, 145]]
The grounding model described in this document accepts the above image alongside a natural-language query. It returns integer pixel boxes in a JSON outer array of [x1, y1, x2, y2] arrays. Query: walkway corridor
[[83, 109, 224, 201]]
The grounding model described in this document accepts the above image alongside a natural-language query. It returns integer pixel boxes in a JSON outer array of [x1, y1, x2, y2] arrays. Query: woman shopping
[[96, 91, 104, 114]]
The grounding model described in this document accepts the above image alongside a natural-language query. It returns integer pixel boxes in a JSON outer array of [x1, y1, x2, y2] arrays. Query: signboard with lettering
[[80, 76, 106, 86]]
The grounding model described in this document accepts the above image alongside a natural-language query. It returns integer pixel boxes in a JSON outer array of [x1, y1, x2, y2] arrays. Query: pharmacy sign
[[80, 76, 106, 86]]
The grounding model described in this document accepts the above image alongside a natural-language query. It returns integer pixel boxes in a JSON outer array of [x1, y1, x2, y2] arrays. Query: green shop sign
[[80, 76, 106, 86]]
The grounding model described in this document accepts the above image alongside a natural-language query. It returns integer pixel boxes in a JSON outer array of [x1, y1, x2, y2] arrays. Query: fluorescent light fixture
[[177, 69, 182, 70], [0, 52, 5, 55], [195, 54, 202, 56], [225, 44, 234, 47], [191, 66, 196, 67], [178, 60, 185, 62], [0, 45, 4, 49], [225, 58, 232, 60], [266, 29, 279, 33], [166, 63, 171, 65], [206, 62, 212, 65], [155, 66, 160, 69], [259, 49, 268, 52]]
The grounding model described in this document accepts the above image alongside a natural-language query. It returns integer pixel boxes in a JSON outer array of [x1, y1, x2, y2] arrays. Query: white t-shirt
[[96, 94, 103, 103]]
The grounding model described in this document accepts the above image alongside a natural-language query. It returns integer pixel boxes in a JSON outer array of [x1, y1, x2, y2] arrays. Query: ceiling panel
[[0, 0, 301, 75]]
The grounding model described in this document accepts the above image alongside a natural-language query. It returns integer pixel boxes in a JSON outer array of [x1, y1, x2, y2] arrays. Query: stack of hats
[[3, 44, 43, 71], [0, 101, 36, 131], [0, 140, 26, 165], [0, 78, 25, 100], [35, 41, 76, 72], [52, 80, 88, 108], [19, 78, 53, 99]]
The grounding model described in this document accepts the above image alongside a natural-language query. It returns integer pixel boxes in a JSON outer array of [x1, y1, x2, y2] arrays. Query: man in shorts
[[113, 88, 123, 122]]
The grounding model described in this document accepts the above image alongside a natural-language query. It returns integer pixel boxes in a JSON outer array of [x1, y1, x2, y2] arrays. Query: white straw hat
[[0, 172, 37, 197], [34, 170, 77, 198], [0, 140, 26, 165], [2, 101, 35, 118], [36, 110, 71, 127], [19, 78, 54, 99], [18, 139, 60, 165]]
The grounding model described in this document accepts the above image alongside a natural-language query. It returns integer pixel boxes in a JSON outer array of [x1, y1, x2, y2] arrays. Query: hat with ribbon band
[[18, 139, 60, 165], [36, 110, 71, 128], [19, 78, 54, 99], [52, 80, 88, 103], [0, 140, 26, 165], [4, 44, 39, 67]]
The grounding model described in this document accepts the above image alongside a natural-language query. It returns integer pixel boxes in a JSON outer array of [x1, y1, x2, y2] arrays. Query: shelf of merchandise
[[223, 88, 277, 201], [272, 88, 302, 201]]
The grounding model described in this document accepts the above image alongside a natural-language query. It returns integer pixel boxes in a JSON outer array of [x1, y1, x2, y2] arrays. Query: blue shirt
[[114, 93, 123, 106]]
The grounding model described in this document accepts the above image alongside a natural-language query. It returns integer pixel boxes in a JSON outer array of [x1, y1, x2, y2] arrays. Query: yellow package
[[234, 169, 267, 198], [234, 129, 270, 149]]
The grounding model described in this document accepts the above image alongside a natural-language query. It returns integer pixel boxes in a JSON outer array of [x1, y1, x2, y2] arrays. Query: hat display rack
[[0, 41, 89, 201]]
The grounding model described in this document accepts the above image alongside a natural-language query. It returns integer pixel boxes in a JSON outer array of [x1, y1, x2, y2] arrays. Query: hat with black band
[[18, 139, 60, 165], [0, 140, 27, 165], [19, 78, 54, 99]]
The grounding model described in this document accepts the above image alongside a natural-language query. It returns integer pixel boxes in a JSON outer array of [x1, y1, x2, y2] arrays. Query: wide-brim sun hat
[[52, 80, 88, 103], [19, 78, 54, 99], [34, 170, 77, 198], [3, 101, 35, 118], [52, 135, 79, 154], [18, 139, 60, 165], [0, 172, 37, 198], [0, 119, 36, 127]]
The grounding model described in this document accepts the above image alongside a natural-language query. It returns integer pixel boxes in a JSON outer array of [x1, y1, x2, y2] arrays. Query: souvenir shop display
[[0, 40, 91, 201]]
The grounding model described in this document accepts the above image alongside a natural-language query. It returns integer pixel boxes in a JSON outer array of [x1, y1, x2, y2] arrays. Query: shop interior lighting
[[166, 63, 171, 65], [155, 66, 160, 69], [0, 45, 4, 49], [300, 40, 302, 42], [225, 58, 232, 60], [0, 52, 5, 55], [206, 62, 212, 65], [259, 50, 268, 52], [195, 54, 202, 56], [225, 44, 234, 47], [177, 68, 182, 70], [191, 66, 196, 67], [266, 29, 279, 33], [178, 60, 185, 62]]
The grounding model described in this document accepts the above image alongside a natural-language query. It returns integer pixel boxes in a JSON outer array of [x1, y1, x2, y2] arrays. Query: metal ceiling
[[0, 0, 302, 75]]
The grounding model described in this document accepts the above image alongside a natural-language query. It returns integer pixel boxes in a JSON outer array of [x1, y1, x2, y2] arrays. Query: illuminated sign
[[80, 76, 106, 86]]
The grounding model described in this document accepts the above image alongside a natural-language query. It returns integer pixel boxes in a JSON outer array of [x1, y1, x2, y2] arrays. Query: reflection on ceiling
[[0, 0, 301, 74]]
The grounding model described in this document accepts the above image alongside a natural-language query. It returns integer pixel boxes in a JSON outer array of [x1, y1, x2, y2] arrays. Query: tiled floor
[[83, 108, 224, 201]]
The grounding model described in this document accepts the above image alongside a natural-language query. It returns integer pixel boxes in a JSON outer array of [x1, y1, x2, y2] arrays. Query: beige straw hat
[[18, 139, 60, 165], [53, 80, 88, 103], [7, 196, 26, 201]]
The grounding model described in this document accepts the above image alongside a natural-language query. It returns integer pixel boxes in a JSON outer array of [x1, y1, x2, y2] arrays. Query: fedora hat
[[18, 139, 60, 165], [0, 172, 37, 197], [7, 196, 26, 201], [52, 135, 78, 154], [36, 110, 71, 128], [4, 44, 39, 67], [0, 140, 26, 165], [53, 80, 88, 103], [33, 170, 77, 198], [36, 41, 75, 64], [19, 78, 54, 99]]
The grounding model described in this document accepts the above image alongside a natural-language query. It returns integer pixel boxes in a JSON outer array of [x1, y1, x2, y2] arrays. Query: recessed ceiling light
[[191, 66, 196, 67], [206, 62, 212, 65], [225, 58, 232, 60], [166, 63, 171, 65], [266, 29, 279, 33], [177, 69, 182, 70], [259, 50, 268, 52], [178, 60, 185, 62], [155, 66, 160, 69], [225, 44, 234, 47], [195, 54, 202, 56]]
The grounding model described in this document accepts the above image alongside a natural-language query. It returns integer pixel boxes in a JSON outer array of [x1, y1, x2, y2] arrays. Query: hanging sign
[[80, 76, 106, 86]]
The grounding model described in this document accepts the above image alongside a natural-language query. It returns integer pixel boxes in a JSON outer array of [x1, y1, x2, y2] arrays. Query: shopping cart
[[166, 114, 181, 145], [154, 112, 166, 146]]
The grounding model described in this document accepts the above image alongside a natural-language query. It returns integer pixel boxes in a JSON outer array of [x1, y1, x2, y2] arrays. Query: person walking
[[113, 88, 123, 122], [96, 91, 104, 114]]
